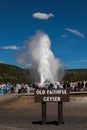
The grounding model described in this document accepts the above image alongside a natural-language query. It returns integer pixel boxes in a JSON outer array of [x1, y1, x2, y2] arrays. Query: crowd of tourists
[[0, 81, 87, 95], [0, 83, 33, 94]]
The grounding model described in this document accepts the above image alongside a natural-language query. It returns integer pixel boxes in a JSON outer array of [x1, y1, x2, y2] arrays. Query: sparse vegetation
[[0, 63, 31, 84], [0, 63, 87, 84], [63, 69, 87, 82]]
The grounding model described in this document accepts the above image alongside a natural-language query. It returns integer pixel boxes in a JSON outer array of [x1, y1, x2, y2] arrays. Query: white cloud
[[61, 35, 68, 38], [65, 28, 84, 38], [0, 61, 3, 63], [65, 60, 87, 67], [2, 45, 19, 50], [70, 60, 87, 64], [32, 12, 54, 20], [25, 64, 32, 68], [64, 60, 87, 69]]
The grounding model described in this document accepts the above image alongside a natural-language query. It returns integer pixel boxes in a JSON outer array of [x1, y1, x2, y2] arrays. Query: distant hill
[[64, 69, 87, 82], [0, 63, 87, 84], [0, 63, 31, 84]]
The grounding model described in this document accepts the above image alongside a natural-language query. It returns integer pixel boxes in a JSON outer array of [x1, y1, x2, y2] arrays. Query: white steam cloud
[[33, 12, 54, 20], [16, 31, 62, 83]]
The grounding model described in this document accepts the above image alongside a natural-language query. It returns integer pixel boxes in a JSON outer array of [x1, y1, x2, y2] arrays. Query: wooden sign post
[[42, 102, 46, 124], [58, 102, 63, 125], [34, 89, 69, 125]]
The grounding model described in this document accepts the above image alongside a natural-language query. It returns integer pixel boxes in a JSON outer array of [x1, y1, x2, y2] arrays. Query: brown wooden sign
[[34, 89, 69, 102]]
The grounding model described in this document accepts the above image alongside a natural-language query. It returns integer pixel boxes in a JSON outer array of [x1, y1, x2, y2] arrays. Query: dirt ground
[[0, 95, 87, 130]]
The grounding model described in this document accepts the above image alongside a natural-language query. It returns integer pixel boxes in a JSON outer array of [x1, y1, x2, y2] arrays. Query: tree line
[[0, 63, 87, 84]]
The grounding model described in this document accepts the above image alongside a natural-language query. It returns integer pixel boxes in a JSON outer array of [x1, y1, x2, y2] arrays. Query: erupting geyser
[[16, 31, 62, 84]]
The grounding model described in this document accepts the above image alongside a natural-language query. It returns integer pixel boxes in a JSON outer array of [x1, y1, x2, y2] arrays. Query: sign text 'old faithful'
[[34, 89, 69, 102]]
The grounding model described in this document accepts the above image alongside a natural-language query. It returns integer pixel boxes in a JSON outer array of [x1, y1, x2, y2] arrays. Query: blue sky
[[0, 0, 87, 69]]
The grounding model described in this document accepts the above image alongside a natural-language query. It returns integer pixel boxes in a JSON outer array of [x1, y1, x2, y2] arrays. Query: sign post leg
[[42, 102, 46, 124], [58, 102, 63, 125]]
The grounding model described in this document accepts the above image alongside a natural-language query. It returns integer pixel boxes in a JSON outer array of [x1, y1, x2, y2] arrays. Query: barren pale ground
[[0, 95, 87, 130]]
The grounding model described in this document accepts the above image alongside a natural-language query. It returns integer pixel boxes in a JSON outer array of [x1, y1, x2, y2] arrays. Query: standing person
[[18, 83, 22, 94], [45, 82, 49, 89], [0, 84, 2, 93], [53, 83, 57, 89], [27, 86, 31, 93], [7, 83, 11, 93], [63, 82, 67, 89], [1, 83, 6, 95], [15, 83, 19, 93], [56, 82, 60, 89], [85, 82, 87, 91], [50, 83, 54, 89]]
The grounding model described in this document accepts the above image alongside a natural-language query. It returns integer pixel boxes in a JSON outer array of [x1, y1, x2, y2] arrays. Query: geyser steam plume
[[16, 31, 62, 83]]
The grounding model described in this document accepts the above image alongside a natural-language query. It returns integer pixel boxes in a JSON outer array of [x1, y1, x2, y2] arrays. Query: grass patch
[[70, 93, 87, 97], [5, 96, 35, 108]]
